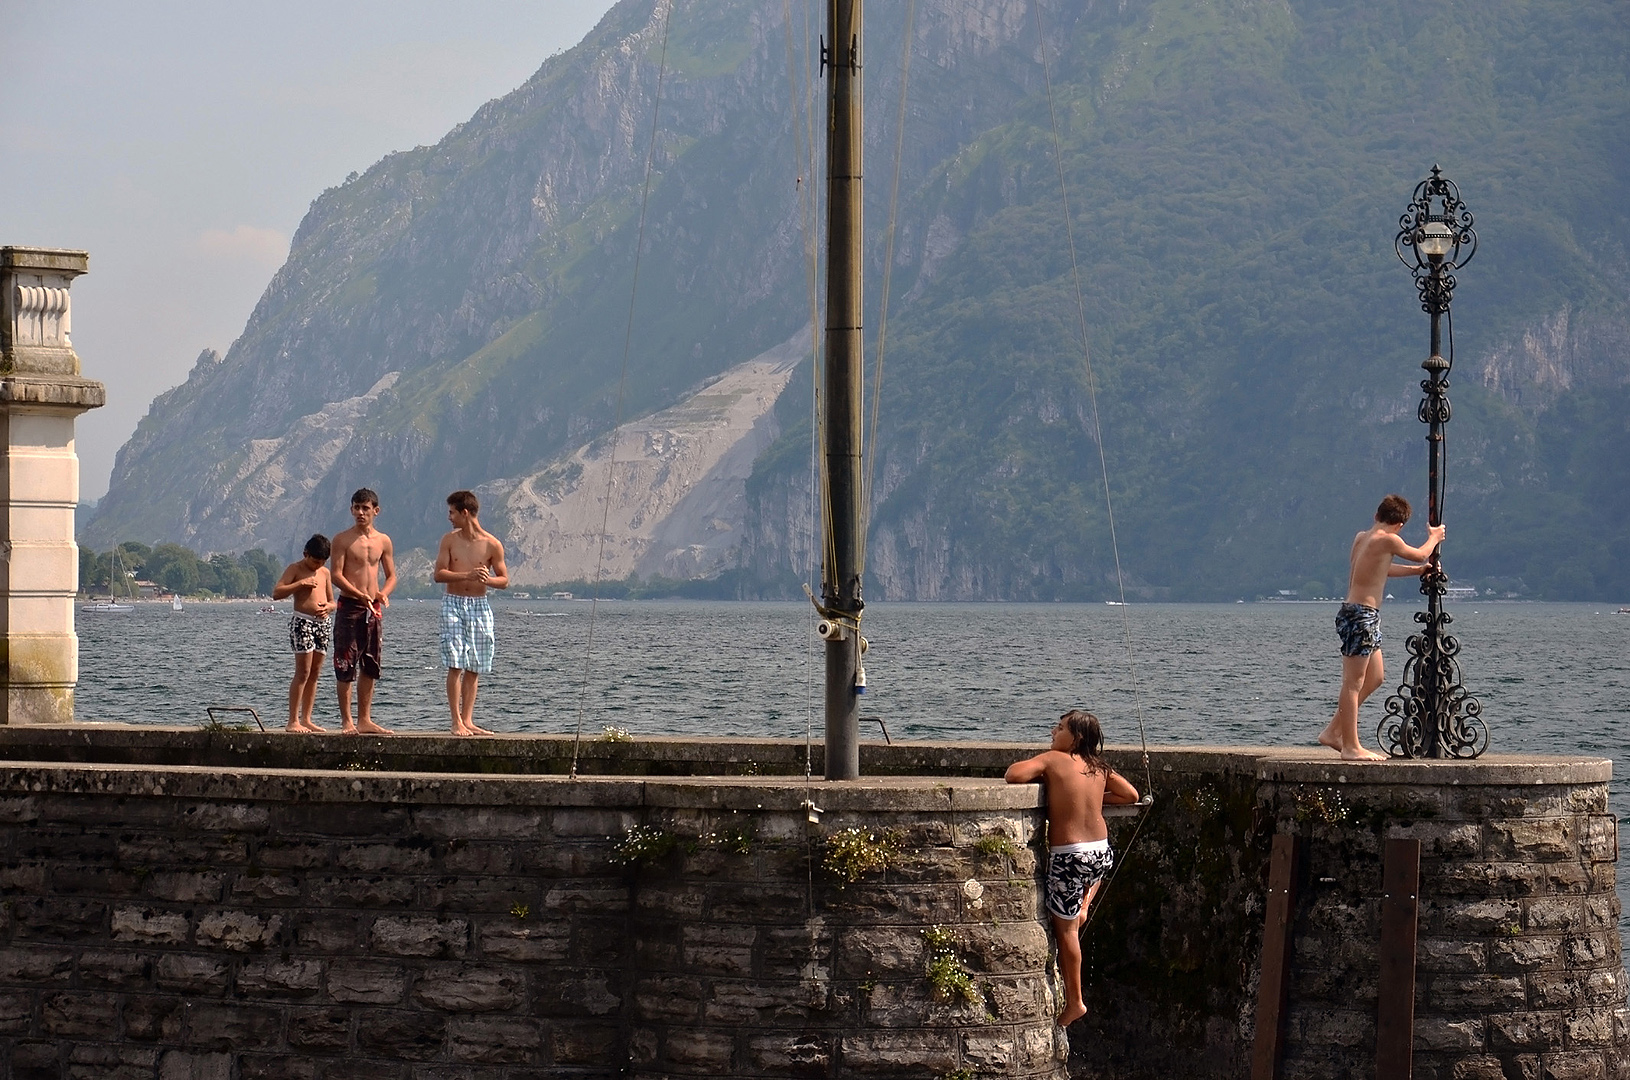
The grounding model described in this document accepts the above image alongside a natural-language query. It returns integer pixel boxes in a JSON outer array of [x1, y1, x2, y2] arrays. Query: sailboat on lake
[[82, 548, 135, 612]]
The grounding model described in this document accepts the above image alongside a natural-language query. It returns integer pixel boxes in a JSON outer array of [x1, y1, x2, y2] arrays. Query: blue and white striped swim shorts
[[439, 594, 496, 674]]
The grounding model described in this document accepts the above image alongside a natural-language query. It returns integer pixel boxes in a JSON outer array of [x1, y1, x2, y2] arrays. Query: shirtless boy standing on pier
[[433, 490, 509, 736], [1317, 493, 1443, 761], [273, 534, 335, 733], [330, 488, 397, 735], [1006, 710, 1140, 1026]]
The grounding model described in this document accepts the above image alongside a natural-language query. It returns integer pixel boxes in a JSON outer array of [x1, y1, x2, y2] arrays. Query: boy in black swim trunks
[[273, 535, 335, 733], [330, 488, 397, 735], [1006, 711, 1140, 1026], [1316, 494, 1443, 761]]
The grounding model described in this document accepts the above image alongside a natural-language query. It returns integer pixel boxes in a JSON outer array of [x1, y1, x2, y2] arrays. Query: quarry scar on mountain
[[492, 332, 804, 585]]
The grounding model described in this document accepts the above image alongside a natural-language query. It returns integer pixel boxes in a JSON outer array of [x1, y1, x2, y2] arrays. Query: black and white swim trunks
[[1045, 839, 1114, 919], [289, 612, 333, 655]]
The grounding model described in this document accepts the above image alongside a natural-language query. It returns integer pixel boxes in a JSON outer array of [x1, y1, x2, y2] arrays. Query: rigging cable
[[786, 0, 826, 811], [786, 0, 832, 912], [569, 0, 675, 779], [858, 0, 920, 576], [1033, 0, 1155, 928]]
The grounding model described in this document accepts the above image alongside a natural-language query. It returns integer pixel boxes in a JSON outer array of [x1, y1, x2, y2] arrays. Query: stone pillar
[[0, 247, 105, 724]]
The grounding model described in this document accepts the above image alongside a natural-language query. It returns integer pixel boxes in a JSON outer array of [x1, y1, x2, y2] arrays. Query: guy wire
[[1033, 1, 1152, 795], [786, 0, 825, 800], [569, 0, 674, 779], [858, 0, 919, 576]]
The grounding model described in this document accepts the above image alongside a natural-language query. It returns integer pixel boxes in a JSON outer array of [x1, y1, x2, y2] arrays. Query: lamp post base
[[1378, 572, 1487, 758]]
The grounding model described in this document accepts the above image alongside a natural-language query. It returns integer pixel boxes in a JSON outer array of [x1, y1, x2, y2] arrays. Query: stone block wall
[[0, 736, 1620, 1079], [1060, 752, 1626, 1080], [0, 764, 1067, 1079], [1257, 759, 1626, 1080]]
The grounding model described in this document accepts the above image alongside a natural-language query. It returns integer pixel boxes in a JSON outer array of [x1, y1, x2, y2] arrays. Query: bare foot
[[1317, 728, 1342, 752], [349, 720, 394, 735], [285, 723, 304, 733], [468, 723, 495, 736], [339, 723, 357, 734], [302, 721, 327, 733], [1057, 1001, 1088, 1026], [452, 725, 474, 737], [1340, 746, 1387, 761]]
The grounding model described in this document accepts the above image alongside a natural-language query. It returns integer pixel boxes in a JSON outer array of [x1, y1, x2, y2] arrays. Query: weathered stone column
[[0, 247, 105, 724]]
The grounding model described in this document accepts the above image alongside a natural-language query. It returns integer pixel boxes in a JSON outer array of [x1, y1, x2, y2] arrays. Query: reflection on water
[[78, 598, 1629, 949]]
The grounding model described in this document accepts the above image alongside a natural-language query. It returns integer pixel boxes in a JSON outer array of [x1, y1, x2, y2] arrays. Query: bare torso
[[1036, 752, 1110, 845], [440, 529, 500, 597], [273, 560, 334, 618], [1345, 526, 1400, 608], [290, 567, 333, 617], [332, 526, 392, 602]]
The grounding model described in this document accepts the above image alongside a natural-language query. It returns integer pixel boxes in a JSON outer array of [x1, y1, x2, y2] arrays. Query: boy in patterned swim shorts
[[1006, 710, 1140, 1026], [1316, 494, 1444, 760], [433, 490, 509, 736], [273, 535, 336, 733]]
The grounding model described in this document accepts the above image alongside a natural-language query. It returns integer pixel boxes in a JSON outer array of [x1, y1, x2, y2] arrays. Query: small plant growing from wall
[[198, 716, 252, 733], [972, 832, 1023, 860], [823, 827, 904, 884], [922, 925, 981, 1006], [599, 725, 633, 742], [609, 824, 677, 866], [708, 816, 757, 856], [1291, 785, 1350, 825]]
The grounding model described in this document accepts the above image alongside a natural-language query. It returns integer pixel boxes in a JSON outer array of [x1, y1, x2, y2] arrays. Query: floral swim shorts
[[288, 612, 332, 655], [1335, 602, 1382, 657], [1045, 840, 1115, 920]]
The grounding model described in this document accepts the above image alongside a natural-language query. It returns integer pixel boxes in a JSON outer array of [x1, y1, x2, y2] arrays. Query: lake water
[[76, 598, 1628, 951]]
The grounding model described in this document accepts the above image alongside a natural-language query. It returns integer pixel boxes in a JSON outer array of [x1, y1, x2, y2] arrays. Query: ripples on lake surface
[[78, 599, 1627, 947]]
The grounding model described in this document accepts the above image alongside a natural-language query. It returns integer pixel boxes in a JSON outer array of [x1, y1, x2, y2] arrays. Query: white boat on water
[[84, 548, 136, 611], [171, 596, 184, 612]]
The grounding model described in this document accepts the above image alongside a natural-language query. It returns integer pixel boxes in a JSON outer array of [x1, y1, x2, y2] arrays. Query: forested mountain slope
[[85, 0, 1630, 599]]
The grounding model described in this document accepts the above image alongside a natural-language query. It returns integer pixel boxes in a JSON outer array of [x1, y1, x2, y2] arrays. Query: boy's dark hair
[[1060, 709, 1110, 775], [447, 490, 479, 515], [303, 534, 331, 561], [1376, 494, 1412, 526], [350, 488, 380, 508]]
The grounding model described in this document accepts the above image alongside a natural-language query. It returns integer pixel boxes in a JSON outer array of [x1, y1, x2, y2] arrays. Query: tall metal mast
[[822, 0, 864, 780]]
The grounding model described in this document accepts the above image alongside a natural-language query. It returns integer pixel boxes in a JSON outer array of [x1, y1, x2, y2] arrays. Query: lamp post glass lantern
[[1378, 165, 1487, 758]]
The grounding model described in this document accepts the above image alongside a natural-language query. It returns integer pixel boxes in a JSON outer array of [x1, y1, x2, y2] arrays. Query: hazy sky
[[1, 0, 621, 499]]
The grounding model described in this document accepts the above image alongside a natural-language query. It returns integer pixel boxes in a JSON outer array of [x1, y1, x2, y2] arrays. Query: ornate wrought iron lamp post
[[1379, 166, 1487, 758]]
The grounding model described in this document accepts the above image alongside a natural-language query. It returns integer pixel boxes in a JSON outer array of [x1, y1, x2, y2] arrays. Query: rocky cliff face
[[85, 0, 1630, 599], [493, 333, 801, 584]]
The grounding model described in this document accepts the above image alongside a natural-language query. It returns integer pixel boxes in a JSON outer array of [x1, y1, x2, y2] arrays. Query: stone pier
[[0, 731, 1619, 1078], [0, 247, 104, 725]]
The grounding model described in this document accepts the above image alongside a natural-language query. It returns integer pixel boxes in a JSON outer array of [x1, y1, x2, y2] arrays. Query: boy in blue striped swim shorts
[[433, 490, 509, 736]]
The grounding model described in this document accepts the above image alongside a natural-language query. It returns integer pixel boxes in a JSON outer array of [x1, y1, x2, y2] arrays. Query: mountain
[[84, 0, 1630, 600]]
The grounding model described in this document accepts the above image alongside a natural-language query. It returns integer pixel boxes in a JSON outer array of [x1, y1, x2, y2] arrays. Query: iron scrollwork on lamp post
[[1378, 165, 1488, 759]]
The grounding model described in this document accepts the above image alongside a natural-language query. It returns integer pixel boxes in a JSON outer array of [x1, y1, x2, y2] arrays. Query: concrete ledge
[[0, 726, 1606, 785], [0, 373, 105, 406], [0, 759, 1047, 811], [0, 247, 88, 273], [1251, 750, 1612, 786]]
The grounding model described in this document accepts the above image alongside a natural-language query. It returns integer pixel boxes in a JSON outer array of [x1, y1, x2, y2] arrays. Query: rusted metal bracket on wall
[[1251, 833, 1304, 1080], [1376, 837, 1423, 1078]]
